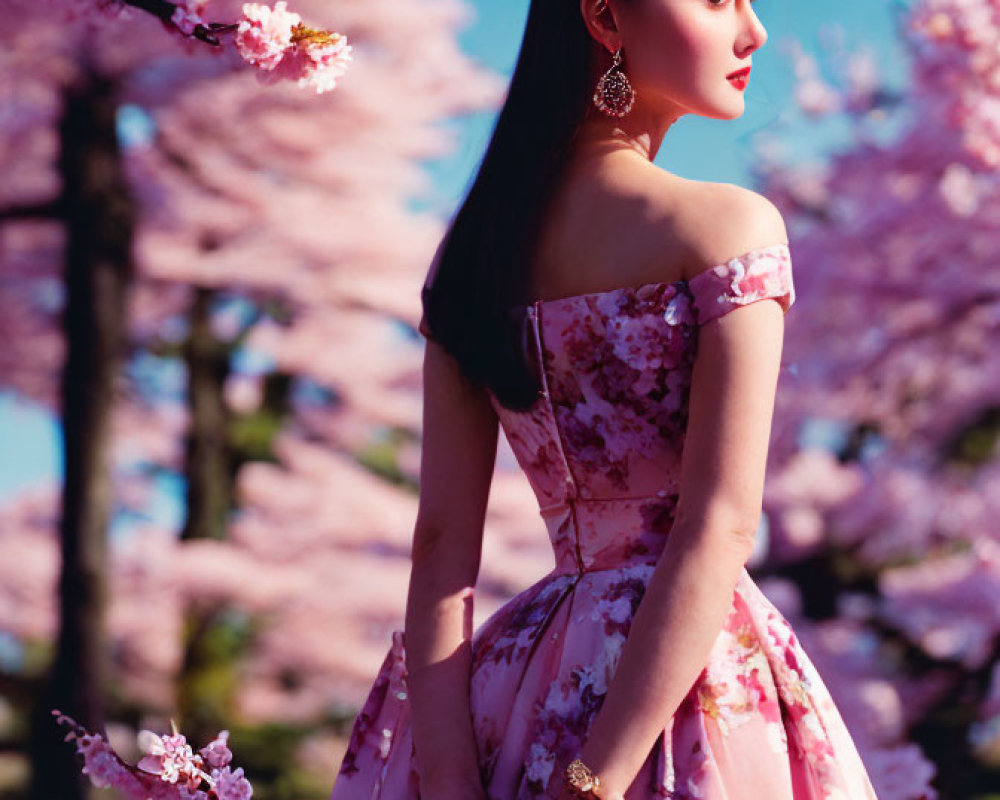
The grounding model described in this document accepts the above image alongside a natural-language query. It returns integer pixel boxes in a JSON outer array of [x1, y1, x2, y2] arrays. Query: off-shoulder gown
[[329, 243, 880, 799]]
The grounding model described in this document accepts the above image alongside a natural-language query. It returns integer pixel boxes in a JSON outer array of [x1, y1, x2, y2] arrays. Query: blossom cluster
[[170, 0, 209, 35], [52, 709, 253, 800], [163, 0, 353, 93], [233, 1, 353, 94]]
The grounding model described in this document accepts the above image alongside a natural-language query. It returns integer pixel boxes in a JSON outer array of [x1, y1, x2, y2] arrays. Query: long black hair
[[420, 0, 606, 412]]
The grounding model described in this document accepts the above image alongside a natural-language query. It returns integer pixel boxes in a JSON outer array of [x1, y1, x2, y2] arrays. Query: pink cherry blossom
[[170, 0, 208, 36], [284, 27, 353, 94], [211, 766, 254, 800], [232, 1, 353, 92], [52, 710, 178, 797], [234, 1, 301, 71], [76, 732, 124, 789], [136, 728, 209, 789], [199, 729, 234, 769], [53, 710, 254, 798]]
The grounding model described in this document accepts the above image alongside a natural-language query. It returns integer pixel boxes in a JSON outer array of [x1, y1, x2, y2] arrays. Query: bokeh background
[[2, 0, 999, 797]]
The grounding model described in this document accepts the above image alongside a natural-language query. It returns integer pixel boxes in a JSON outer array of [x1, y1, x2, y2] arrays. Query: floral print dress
[[329, 243, 880, 800]]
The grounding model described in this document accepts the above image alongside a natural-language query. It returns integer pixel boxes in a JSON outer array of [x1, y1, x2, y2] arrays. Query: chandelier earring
[[593, 46, 636, 118]]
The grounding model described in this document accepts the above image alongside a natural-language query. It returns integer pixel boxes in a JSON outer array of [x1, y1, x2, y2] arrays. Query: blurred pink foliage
[[0, 0, 521, 726], [753, 0, 1000, 794]]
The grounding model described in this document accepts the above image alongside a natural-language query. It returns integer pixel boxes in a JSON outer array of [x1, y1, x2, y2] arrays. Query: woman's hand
[[554, 755, 627, 800]]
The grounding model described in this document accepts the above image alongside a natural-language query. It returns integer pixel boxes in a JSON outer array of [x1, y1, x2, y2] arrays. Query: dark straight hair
[[420, 0, 606, 412]]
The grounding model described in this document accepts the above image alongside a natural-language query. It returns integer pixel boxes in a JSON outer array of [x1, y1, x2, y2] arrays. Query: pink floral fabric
[[330, 243, 879, 799]]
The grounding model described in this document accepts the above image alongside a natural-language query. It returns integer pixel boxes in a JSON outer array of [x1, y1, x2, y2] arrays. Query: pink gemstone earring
[[593, 46, 636, 118]]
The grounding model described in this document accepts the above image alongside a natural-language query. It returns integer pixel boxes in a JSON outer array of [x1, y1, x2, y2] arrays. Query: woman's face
[[608, 0, 768, 120]]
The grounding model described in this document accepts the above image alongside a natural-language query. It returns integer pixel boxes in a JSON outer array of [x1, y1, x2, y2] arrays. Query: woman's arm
[[404, 333, 498, 798], [571, 227, 792, 798]]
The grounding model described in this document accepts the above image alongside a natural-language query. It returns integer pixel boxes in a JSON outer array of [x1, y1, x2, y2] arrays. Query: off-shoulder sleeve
[[688, 242, 795, 326]]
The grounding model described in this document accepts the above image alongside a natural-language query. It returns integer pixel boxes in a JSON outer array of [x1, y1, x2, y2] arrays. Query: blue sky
[[0, 0, 914, 502], [421, 0, 913, 214]]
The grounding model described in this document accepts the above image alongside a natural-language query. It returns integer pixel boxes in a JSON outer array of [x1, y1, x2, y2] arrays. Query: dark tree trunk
[[180, 285, 232, 544], [177, 285, 237, 744], [27, 59, 136, 800]]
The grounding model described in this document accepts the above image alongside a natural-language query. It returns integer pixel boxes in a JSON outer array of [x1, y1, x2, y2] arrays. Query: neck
[[569, 102, 682, 163]]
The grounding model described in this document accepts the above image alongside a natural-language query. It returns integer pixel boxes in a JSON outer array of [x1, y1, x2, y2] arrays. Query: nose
[[739, 3, 768, 53]]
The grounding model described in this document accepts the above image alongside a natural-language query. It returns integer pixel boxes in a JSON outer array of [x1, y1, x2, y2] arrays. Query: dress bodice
[[487, 243, 795, 575]]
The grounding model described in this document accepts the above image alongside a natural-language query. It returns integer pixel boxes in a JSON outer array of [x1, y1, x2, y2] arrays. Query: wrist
[[572, 739, 629, 800], [563, 756, 626, 800]]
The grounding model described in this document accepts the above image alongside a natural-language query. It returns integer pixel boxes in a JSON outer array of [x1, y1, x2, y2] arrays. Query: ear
[[580, 0, 620, 51]]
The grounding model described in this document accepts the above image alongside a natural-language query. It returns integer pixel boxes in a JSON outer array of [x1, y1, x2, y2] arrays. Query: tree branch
[[119, 0, 239, 46]]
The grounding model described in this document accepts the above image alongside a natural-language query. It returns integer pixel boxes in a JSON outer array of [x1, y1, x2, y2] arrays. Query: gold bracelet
[[564, 757, 602, 798]]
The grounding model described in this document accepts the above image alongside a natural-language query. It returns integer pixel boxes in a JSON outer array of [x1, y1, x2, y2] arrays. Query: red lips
[[727, 66, 751, 80]]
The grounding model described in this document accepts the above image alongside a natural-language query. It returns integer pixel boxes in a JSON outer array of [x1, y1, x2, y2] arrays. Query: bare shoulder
[[646, 176, 789, 280], [535, 160, 788, 297]]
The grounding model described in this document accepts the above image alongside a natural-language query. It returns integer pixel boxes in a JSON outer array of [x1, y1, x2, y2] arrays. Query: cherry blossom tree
[[0, 0, 503, 795], [752, 0, 1000, 796]]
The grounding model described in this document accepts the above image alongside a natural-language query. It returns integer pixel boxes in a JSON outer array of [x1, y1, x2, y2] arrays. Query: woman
[[330, 0, 880, 798]]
